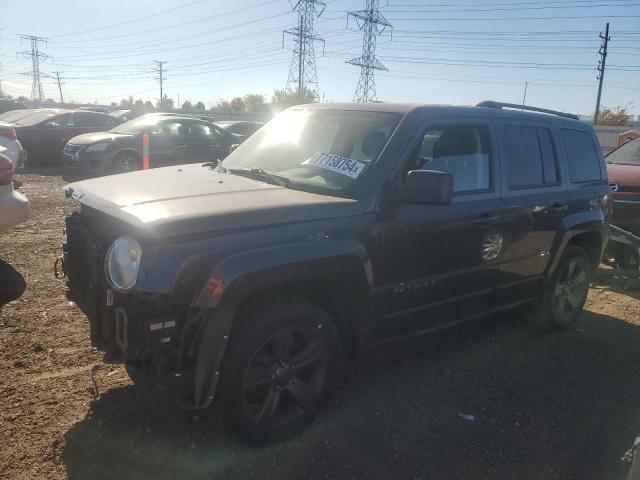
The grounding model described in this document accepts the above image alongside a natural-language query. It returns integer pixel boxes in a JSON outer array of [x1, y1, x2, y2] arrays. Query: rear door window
[[561, 129, 602, 183], [502, 126, 559, 189]]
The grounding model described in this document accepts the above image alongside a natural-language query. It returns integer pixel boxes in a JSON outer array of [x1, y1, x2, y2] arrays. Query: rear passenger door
[[494, 122, 568, 305]]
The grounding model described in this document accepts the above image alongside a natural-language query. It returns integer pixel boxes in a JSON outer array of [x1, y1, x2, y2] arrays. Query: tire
[[535, 245, 593, 330], [215, 295, 341, 443], [615, 247, 640, 270], [112, 151, 141, 174]]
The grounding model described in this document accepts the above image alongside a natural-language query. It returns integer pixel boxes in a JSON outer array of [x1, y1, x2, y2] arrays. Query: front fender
[[192, 239, 374, 308], [191, 239, 374, 408]]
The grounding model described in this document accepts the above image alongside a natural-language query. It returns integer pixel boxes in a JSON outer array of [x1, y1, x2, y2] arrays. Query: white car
[[0, 122, 25, 167], [0, 150, 29, 232]]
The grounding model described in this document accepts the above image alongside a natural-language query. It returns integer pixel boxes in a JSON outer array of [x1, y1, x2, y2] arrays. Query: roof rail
[[475, 100, 579, 120]]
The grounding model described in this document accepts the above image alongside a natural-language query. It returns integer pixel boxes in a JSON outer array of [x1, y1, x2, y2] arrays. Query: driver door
[[374, 119, 508, 339]]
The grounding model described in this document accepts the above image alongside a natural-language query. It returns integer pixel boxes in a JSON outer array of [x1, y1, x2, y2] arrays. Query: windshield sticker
[[304, 152, 366, 179]]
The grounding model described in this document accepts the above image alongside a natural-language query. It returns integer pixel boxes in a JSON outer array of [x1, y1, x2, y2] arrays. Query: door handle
[[473, 214, 502, 225], [176, 144, 187, 148], [544, 203, 568, 215]]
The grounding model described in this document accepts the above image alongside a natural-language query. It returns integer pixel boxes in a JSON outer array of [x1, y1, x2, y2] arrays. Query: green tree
[[195, 101, 206, 111], [182, 100, 193, 111], [143, 101, 155, 112], [120, 96, 134, 109], [597, 106, 629, 126], [243, 93, 265, 111], [110, 102, 118, 108], [271, 88, 316, 110], [133, 99, 145, 110], [214, 98, 231, 111], [230, 96, 245, 112], [157, 95, 174, 110]]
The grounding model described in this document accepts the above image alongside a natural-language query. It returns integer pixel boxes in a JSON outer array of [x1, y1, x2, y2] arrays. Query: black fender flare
[[190, 240, 374, 409], [546, 211, 608, 277]]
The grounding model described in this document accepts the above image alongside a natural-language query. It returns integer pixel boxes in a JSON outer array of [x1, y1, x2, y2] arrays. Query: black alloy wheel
[[216, 296, 341, 442], [113, 152, 140, 173]]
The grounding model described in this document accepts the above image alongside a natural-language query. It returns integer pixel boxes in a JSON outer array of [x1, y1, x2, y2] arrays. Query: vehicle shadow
[[62, 309, 639, 480], [0, 260, 26, 315]]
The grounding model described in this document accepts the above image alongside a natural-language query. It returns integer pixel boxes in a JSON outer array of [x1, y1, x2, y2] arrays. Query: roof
[[299, 101, 583, 125], [214, 120, 261, 126]]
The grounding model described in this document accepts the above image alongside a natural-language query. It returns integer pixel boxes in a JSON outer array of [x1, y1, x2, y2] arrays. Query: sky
[[1, 0, 639, 116]]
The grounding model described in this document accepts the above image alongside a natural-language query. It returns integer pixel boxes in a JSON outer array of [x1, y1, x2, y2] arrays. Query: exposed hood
[[65, 163, 361, 237], [68, 131, 132, 145]]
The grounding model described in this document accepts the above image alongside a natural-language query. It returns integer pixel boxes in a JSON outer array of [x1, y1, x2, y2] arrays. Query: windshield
[[222, 109, 401, 195], [111, 115, 164, 134], [607, 139, 640, 166]]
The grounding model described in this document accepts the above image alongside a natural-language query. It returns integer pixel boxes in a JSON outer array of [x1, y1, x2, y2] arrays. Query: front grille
[[63, 143, 83, 156]]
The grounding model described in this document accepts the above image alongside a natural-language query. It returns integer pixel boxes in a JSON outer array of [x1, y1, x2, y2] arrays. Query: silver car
[[0, 151, 29, 232]]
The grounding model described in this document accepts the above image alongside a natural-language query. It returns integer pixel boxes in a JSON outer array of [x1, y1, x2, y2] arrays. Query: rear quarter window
[[561, 128, 602, 183]]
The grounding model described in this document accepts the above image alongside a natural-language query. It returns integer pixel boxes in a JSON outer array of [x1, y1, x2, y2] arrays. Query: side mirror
[[395, 170, 453, 205]]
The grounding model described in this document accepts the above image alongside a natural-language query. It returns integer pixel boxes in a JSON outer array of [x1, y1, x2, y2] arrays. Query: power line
[[594, 22, 610, 125], [17, 34, 50, 102], [283, 0, 326, 101], [347, 0, 392, 102], [51, 0, 207, 38]]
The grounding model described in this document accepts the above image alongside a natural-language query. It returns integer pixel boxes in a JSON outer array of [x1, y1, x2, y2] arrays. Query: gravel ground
[[1, 169, 639, 480]]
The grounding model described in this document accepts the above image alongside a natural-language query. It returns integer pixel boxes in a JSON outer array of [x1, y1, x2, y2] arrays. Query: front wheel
[[535, 245, 593, 330], [216, 295, 341, 443], [112, 151, 141, 174]]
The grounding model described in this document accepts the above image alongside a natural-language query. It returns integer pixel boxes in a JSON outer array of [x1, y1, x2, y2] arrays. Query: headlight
[[85, 142, 109, 152], [105, 236, 142, 291]]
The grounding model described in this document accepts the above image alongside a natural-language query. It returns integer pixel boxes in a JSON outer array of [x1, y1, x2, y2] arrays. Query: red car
[[12, 109, 121, 166], [607, 137, 640, 233]]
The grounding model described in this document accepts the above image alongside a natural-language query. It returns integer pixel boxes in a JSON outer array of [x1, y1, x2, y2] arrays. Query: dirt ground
[[1, 170, 639, 480]]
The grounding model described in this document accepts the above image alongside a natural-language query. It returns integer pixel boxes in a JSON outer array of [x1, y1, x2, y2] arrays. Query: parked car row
[[0, 108, 263, 175], [62, 114, 257, 174]]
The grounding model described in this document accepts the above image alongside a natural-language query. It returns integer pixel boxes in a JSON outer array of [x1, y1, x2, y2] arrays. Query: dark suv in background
[[61, 101, 610, 442]]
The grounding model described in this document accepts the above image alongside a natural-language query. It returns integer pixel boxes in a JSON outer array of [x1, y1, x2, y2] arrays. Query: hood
[[607, 163, 640, 187], [65, 163, 361, 237], [68, 131, 132, 145]]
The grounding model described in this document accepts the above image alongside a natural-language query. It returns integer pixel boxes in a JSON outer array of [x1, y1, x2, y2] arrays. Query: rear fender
[[547, 210, 608, 277]]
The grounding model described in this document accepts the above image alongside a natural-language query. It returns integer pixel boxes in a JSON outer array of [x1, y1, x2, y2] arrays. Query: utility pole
[[17, 34, 50, 103], [346, 0, 392, 103], [54, 70, 64, 104], [283, 0, 326, 102], [154, 60, 167, 109], [594, 22, 610, 126], [522, 81, 529, 108]]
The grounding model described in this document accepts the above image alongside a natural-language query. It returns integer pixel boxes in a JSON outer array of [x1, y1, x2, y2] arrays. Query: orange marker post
[[142, 133, 150, 170]]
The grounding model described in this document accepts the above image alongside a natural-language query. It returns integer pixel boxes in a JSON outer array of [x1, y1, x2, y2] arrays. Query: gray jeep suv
[[61, 101, 611, 441]]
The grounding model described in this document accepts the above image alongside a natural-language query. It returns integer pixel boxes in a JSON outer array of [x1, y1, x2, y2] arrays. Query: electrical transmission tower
[[53, 71, 64, 104], [594, 22, 610, 126], [154, 60, 167, 108], [346, 0, 392, 103], [283, 0, 325, 102], [18, 35, 50, 103]]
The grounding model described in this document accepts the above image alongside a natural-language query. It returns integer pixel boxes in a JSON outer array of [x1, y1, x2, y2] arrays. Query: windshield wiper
[[226, 167, 290, 187]]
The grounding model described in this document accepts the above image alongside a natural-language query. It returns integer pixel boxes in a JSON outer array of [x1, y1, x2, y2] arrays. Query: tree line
[[114, 89, 317, 114]]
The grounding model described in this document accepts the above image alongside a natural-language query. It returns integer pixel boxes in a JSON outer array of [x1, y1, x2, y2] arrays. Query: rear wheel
[[112, 151, 141, 174], [535, 245, 593, 329], [216, 295, 341, 443]]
